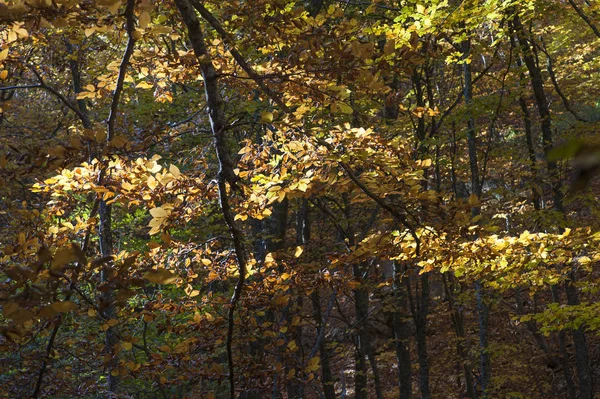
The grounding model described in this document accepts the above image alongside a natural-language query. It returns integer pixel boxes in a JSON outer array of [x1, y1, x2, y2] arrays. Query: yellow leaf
[[169, 164, 180, 178], [121, 181, 134, 191], [305, 356, 320, 372], [149, 207, 167, 218], [201, 258, 212, 266], [0, 70, 8, 80], [136, 81, 153, 89], [16, 28, 28, 38], [0, 48, 8, 62], [287, 341, 298, 351], [105, 0, 122, 14], [139, 11, 151, 29], [84, 27, 95, 37], [147, 175, 158, 189], [146, 160, 162, 173], [144, 269, 177, 284], [121, 342, 133, 351], [294, 246, 303, 258], [260, 111, 274, 124], [234, 213, 248, 221]]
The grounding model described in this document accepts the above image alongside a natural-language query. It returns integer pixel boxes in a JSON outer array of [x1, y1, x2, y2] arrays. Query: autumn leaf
[[144, 269, 177, 284], [51, 301, 78, 313]]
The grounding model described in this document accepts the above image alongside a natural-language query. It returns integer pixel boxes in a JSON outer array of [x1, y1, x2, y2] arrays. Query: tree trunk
[[311, 289, 337, 399], [551, 286, 578, 399], [462, 32, 491, 398], [565, 276, 594, 399], [392, 262, 412, 399], [174, 2, 250, 398], [443, 275, 475, 398], [512, 13, 563, 212], [513, 13, 594, 398], [353, 265, 370, 399]]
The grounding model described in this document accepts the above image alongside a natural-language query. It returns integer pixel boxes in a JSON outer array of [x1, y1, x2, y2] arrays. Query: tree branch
[[190, 0, 291, 113], [567, 0, 600, 39], [106, 0, 137, 142]]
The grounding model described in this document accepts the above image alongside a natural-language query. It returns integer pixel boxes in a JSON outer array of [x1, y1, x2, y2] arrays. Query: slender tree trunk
[[98, 1, 136, 395], [353, 264, 370, 399], [512, 14, 563, 212], [512, 42, 541, 211], [392, 261, 412, 399], [551, 286, 578, 399], [415, 275, 431, 399], [513, 13, 594, 398], [411, 67, 431, 399], [175, 2, 250, 398], [99, 201, 119, 396], [443, 275, 475, 398], [311, 289, 337, 399], [565, 276, 594, 399], [462, 33, 491, 398], [301, 199, 337, 399]]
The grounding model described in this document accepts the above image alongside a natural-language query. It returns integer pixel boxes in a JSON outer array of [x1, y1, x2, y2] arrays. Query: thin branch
[[308, 289, 337, 359], [0, 78, 88, 126], [190, 0, 291, 113], [537, 37, 587, 122], [106, 0, 137, 142], [0, 84, 42, 90], [567, 0, 600, 39], [430, 51, 497, 137], [317, 139, 421, 255]]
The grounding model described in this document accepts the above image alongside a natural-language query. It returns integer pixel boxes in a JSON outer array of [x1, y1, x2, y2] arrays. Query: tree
[[1, 1, 600, 398]]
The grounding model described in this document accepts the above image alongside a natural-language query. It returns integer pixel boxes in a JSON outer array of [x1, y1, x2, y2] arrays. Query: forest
[[1, 0, 600, 398]]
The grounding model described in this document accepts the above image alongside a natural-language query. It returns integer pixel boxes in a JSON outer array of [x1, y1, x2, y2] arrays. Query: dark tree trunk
[[462, 32, 491, 398], [443, 275, 475, 398], [565, 276, 594, 399], [392, 262, 412, 399]]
